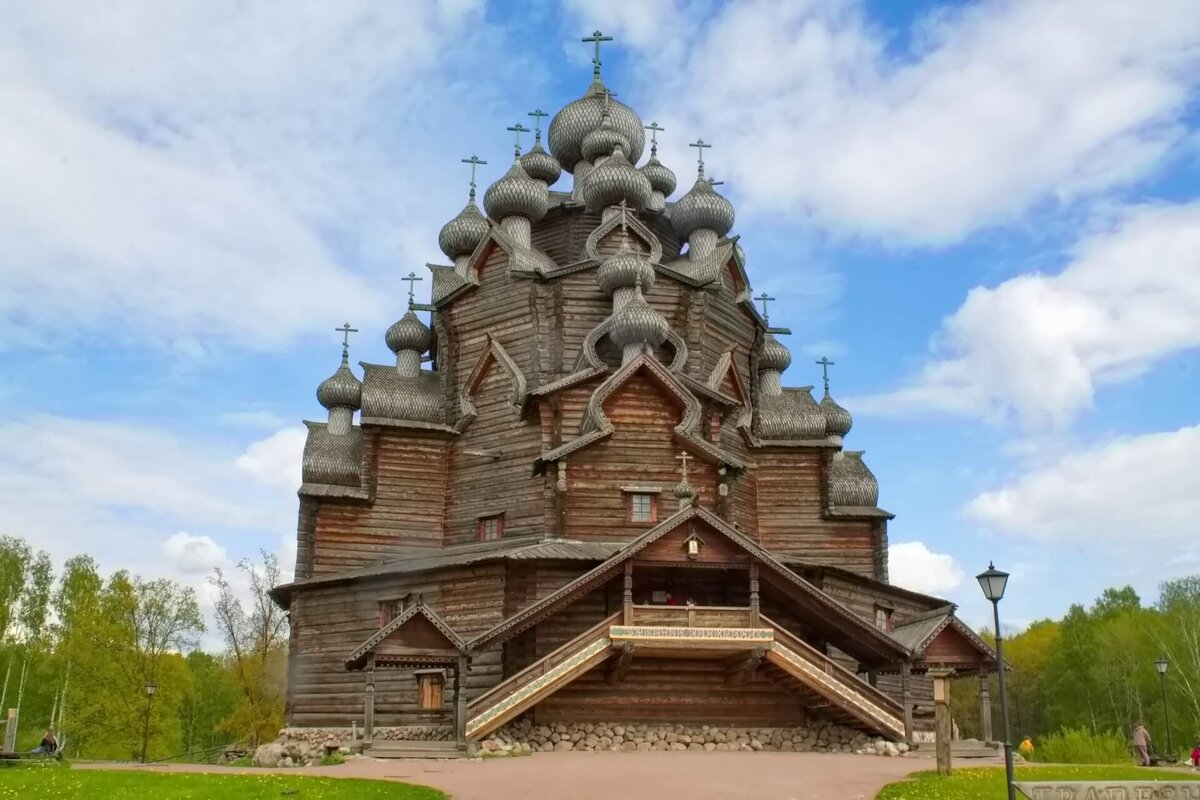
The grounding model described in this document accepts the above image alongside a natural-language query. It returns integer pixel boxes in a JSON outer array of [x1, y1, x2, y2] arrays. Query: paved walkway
[[79, 751, 932, 800]]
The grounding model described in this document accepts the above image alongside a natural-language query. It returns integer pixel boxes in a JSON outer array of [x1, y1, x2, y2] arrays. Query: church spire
[[316, 324, 362, 435]]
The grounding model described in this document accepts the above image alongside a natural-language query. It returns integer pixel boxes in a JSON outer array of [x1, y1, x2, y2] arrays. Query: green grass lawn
[[0, 764, 446, 799], [878, 765, 1200, 799]]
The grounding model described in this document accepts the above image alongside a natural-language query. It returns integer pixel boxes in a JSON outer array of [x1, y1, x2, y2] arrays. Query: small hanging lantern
[[683, 532, 704, 560]]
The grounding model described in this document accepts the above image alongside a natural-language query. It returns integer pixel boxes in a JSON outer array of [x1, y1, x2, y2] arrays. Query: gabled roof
[[345, 602, 465, 670], [781, 559, 950, 609], [456, 334, 528, 432], [889, 607, 1000, 665], [466, 504, 911, 665]]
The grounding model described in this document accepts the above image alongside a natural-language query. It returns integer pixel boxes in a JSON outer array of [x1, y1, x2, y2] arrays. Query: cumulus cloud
[[888, 541, 966, 597], [578, 0, 1200, 244], [850, 202, 1200, 427], [163, 532, 229, 576], [967, 425, 1200, 540], [236, 426, 307, 493]]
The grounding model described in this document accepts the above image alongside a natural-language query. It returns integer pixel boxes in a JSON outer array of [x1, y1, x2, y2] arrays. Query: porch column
[[623, 562, 633, 624], [455, 655, 468, 748], [364, 654, 376, 745], [748, 564, 760, 627], [900, 661, 914, 747], [931, 668, 955, 776], [979, 673, 994, 743]]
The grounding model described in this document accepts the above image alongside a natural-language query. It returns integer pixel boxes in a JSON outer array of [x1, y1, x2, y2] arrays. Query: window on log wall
[[415, 670, 445, 711], [628, 493, 657, 524], [874, 605, 893, 632], [478, 514, 504, 541]]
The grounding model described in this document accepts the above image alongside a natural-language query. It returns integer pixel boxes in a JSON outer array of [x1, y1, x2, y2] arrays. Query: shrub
[[1026, 727, 1131, 764], [320, 752, 346, 767]]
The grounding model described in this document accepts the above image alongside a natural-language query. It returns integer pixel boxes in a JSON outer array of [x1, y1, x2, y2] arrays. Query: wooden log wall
[[310, 430, 448, 575], [817, 573, 944, 626]]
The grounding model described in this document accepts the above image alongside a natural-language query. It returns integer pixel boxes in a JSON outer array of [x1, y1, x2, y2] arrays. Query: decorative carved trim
[[346, 602, 467, 669], [583, 210, 663, 265], [707, 350, 754, 428], [455, 334, 528, 433], [767, 643, 905, 738]]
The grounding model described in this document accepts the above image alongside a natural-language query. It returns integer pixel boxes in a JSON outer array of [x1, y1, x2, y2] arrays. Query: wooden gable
[[919, 621, 996, 670], [635, 516, 750, 567], [346, 604, 465, 670]]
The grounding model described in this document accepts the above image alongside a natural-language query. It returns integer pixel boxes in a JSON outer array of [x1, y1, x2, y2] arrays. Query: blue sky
[[1, 0, 1198, 633]]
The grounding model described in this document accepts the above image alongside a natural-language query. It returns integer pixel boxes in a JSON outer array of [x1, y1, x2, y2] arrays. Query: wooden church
[[271, 34, 997, 754]]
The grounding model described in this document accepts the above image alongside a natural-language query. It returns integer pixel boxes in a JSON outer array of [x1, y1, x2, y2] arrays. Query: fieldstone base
[[257, 725, 453, 767], [480, 718, 910, 756]]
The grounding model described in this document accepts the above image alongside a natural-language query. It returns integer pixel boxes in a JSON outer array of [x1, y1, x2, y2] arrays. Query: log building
[[271, 37, 997, 755]]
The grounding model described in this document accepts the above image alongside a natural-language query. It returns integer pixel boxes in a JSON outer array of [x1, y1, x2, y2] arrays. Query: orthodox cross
[[676, 451, 693, 482], [755, 292, 775, 324], [582, 30, 613, 80], [461, 155, 487, 200], [528, 109, 548, 143], [707, 177, 724, 187], [506, 123, 530, 157], [402, 271, 423, 308], [645, 121, 664, 156], [335, 322, 358, 360], [816, 356, 835, 394], [689, 138, 712, 178]]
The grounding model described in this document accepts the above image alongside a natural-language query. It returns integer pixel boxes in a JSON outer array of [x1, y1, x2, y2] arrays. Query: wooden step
[[365, 741, 466, 760]]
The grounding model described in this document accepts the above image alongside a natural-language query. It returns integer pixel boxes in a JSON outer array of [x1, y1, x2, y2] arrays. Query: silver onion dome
[[519, 142, 562, 187], [581, 147, 652, 212], [581, 111, 631, 163], [610, 285, 669, 348], [671, 176, 735, 239], [484, 158, 549, 222], [317, 357, 362, 410], [820, 392, 853, 437], [437, 200, 490, 259], [596, 240, 656, 294], [641, 156, 677, 197], [760, 334, 792, 372], [548, 81, 645, 172], [385, 310, 432, 355]]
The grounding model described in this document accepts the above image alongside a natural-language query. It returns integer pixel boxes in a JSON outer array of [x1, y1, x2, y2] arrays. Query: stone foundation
[[277, 725, 452, 750], [480, 718, 909, 756]]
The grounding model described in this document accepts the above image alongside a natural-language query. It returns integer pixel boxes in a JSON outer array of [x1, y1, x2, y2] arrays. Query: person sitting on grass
[[32, 728, 57, 755]]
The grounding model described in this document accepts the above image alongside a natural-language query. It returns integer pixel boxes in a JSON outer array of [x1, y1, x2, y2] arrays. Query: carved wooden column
[[455, 655, 468, 748], [900, 661, 914, 747], [979, 673, 994, 743], [364, 654, 376, 746], [931, 668, 955, 776], [748, 564, 760, 626], [623, 562, 633, 624]]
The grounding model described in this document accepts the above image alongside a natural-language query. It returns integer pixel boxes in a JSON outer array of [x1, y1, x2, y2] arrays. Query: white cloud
[[966, 425, 1200, 541], [219, 410, 289, 429], [850, 202, 1200, 427], [163, 532, 229, 576], [0, 1, 529, 352], [888, 541, 966, 597], [236, 426, 307, 493], [580, 0, 1200, 244]]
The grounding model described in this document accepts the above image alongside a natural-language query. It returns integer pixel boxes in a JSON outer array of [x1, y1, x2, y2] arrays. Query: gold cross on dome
[[582, 30, 613, 79], [401, 272, 423, 308], [816, 356, 835, 394], [676, 451, 693, 481]]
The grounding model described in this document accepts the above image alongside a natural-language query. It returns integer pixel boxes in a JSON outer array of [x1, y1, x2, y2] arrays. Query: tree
[[209, 552, 289, 746]]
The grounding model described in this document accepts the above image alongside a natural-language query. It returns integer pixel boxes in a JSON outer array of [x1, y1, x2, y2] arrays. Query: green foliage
[[320, 751, 346, 766], [0, 768, 446, 799], [878, 766, 1200, 800], [1025, 727, 1132, 764]]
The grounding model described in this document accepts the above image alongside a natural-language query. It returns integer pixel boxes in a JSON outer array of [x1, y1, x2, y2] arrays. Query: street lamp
[[978, 562, 1015, 800], [140, 681, 158, 763], [1155, 657, 1173, 759]]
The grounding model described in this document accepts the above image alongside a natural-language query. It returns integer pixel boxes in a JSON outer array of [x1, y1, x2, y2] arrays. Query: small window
[[378, 599, 402, 627], [415, 670, 445, 711], [875, 607, 893, 632], [478, 514, 504, 541], [628, 493, 657, 524]]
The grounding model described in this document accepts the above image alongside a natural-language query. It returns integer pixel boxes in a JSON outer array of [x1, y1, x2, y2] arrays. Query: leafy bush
[[1025, 727, 1132, 764], [320, 752, 345, 766]]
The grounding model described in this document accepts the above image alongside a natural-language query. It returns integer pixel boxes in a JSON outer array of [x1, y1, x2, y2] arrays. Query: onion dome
[[610, 283, 669, 349], [671, 176, 735, 239], [385, 310, 432, 355], [820, 392, 853, 437], [760, 334, 792, 372], [581, 147, 652, 212], [520, 142, 561, 187], [597, 238, 656, 294], [641, 156, 677, 197], [674, 478, 697, 506], [317, 354, 362, 410], [829, 452, 879, 507], [581, 104, 631, 162], [548, 81, 645, 172], [437, 200, 490, 259], [484, 158, 549, 222]]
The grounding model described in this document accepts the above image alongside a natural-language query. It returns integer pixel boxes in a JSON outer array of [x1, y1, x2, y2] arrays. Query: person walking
[[1132, 722, 1152, 766]]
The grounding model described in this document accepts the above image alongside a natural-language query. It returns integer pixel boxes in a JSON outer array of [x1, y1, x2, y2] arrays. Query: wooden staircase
[[465, 612, 621, 741], [760, 614, 906, 740]]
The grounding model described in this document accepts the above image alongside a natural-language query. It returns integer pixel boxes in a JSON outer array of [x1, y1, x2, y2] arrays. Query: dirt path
[[78, 751, 933, 800]]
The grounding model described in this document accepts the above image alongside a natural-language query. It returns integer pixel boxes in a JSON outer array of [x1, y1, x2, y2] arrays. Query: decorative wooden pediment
[[708, 350, 753, 428], [456, 334, 528, 432], [346, 603, 466, 670], [583, 210, 663, 265]]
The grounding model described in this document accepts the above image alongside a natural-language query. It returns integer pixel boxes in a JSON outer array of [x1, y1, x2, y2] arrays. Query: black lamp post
[[140, 681, 157, 763], [978, 562, 1015, 800], [1155, 657, 1173, 759]]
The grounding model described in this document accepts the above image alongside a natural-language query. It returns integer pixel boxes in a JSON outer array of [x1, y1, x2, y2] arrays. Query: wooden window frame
[[378, 599, 402, 627], [478, 513, 505, 541], [415, 669, 446, 711], [627, 492, 658, 525], [874, 605, 893, 633]]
